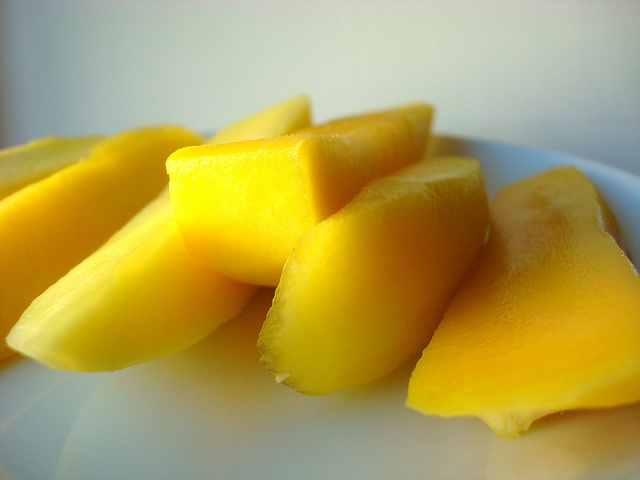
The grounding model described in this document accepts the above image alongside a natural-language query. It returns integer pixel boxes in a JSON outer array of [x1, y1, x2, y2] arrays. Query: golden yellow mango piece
[[167, 102, 433, 286], [406, 166, 640, 438], [0, 135, 103, 201], [7, 96, 310, 370], [258, 157, 489, 395], [205, 94, 310, 144], [0, 126, 201, 359]]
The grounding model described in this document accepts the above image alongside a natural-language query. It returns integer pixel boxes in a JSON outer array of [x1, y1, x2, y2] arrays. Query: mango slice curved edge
[[258, 156, 489, 395], [406, 166, 640, 438], [0, 135, 103, 201], [0, 126, 201, 359]]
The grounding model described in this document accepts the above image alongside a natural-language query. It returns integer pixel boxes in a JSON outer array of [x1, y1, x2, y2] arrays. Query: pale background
[[1, 0, 639, 175]]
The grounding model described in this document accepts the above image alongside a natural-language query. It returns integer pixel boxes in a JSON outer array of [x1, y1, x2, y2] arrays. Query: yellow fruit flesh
[[206, 94, 310, 144], [0, 126, 201, 359], [0, 135, 103, 201], [6, 95, 310, 370], [7, 191, 255, 371], [406, 166, 640, 438], [167, 102, 433, 286], [258, 157, 489, 395]]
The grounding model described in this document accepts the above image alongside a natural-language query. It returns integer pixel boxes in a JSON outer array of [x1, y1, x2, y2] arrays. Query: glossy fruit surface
[[7, 96, 309, 370], [0, 126, 201, 359], [167, 102, 433, 286], [407, 166, 640, 438], [258, 157, 489, 394]]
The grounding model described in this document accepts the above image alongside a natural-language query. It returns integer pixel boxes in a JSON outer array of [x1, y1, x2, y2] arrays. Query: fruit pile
[[1, 96, 639, 438]]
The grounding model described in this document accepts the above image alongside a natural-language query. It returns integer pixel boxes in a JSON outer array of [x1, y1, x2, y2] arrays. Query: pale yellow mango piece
[[7, 95, 310, 370], [167, 102, 433, 286], [258, 157, 489, 395], [0, 126, 201, 359], [6, 191, 255, 371], [406, 166, 640, 438], [0, 135, 103, 201]]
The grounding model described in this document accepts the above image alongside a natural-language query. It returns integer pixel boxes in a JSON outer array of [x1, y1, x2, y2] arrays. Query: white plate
[[1, 136, 639, 480]]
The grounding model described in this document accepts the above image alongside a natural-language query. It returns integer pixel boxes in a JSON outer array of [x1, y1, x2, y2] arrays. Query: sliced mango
[[167, 102, 433, 286], [0, 135, 103, 201], [7, 95, 311, 370], [258, 157, 489, 395], [406, 166, 640, 438], [0, 126, 201, 359], [205, 94, 310, 144], [6, 191, 255, 371]]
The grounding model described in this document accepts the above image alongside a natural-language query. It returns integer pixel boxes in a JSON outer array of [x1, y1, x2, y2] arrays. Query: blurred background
[[1, 0, 639, 174]]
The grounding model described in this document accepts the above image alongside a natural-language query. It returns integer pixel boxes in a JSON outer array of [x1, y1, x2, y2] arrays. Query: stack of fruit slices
[[2, 95, 639, 439]]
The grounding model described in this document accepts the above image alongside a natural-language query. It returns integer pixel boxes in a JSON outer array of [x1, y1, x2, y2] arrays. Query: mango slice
[[205, 94, 310, 144], [0, 135, 103, 201], [167, 102, 433, 286], [6, 95, 311, 370], [258, 157, 489, 395], [0, 126, 201, 359], [406, 166, 640, 438]]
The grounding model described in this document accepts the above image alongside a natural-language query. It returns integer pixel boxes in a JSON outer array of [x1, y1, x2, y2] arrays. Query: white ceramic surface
[[1, 136, 639, 480]]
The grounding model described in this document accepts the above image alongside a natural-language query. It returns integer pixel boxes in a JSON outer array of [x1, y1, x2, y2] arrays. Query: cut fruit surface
[[167, 102, 433, 286], [0, 135, 103, 201], [258, 157, 489, 395], [0, 126, 201, 359], [6, 95, 310, 370], [406, 166, 640, 438]]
